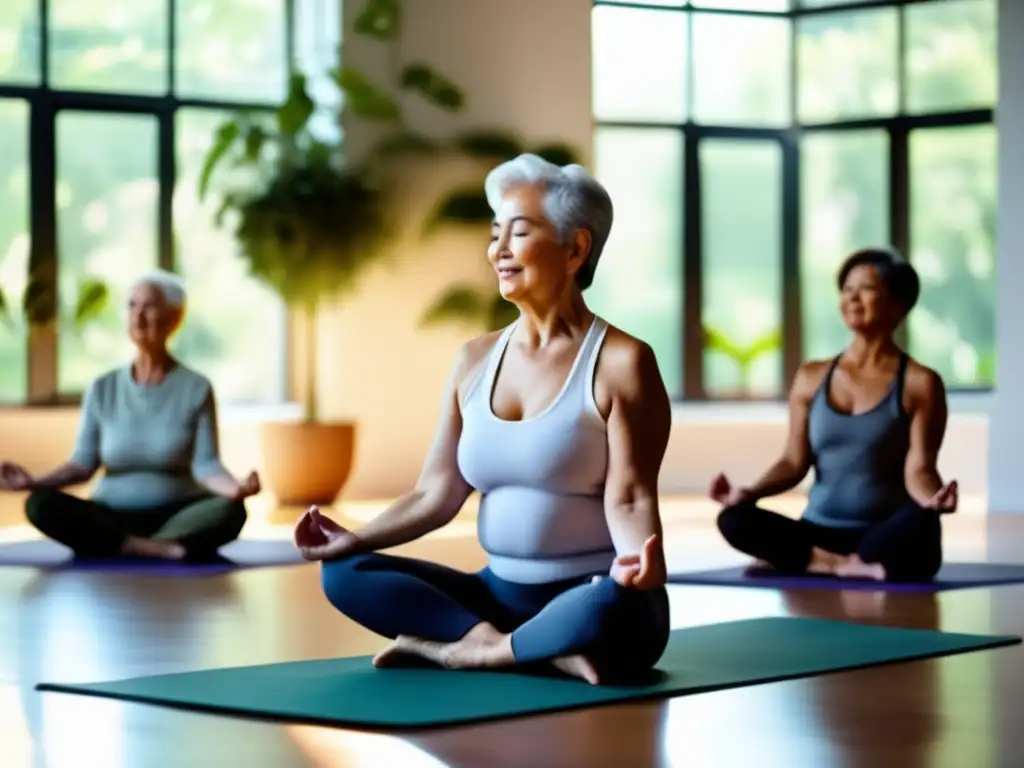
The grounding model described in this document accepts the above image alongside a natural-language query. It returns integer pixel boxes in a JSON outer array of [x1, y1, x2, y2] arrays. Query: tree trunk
[[304, 301, 319, 423]]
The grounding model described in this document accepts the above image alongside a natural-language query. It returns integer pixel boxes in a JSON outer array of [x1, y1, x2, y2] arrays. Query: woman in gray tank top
[[709, 248, 955, 582], [293, 154, 672, 685]]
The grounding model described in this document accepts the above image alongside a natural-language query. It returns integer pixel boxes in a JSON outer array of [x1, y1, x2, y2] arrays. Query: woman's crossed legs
[[320, 551, 670, 684]]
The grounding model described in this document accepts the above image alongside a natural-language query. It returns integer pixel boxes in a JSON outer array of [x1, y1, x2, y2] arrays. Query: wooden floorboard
[[0, 496, 1021, 767]]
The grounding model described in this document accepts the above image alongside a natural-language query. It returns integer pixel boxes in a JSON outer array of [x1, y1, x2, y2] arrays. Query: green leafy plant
[[703, 325, 782, 396], [0, 273, 109, 332]]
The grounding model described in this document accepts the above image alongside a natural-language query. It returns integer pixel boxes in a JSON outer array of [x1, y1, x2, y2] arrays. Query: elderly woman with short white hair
[[294, 154, 673, 685], [0, 269, 260, 561]]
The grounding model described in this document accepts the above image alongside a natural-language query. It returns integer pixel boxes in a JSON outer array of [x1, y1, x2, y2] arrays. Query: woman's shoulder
[[902, 356, 946, 401], [791, 358, 835, 400], [450, 329, 506, 389], [595, 323, 662, 392]]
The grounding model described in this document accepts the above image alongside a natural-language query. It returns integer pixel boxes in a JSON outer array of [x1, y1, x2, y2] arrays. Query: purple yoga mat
[[667, 563, 1024, 593], [0, 539, 308, 575]]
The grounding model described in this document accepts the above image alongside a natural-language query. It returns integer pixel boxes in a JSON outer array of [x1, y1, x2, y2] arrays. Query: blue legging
[[321, 552, 671, 681]]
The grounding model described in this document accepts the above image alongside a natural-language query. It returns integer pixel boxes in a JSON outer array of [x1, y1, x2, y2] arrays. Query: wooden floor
[[1, 495, 1022, 767]]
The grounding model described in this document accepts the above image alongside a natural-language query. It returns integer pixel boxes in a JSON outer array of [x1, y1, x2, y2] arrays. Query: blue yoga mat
[[0, 539, 307, 575], [668, 562, 1024, 592], [35, 617, 1020, 729]]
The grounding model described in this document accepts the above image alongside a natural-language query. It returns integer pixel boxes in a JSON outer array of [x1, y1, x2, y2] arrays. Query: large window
[[588, 0, 997, 400], [0, 0, 338, 406]]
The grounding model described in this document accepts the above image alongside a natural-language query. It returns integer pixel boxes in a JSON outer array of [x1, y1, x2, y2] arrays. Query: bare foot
[[551, 655, 600, 685], [807, 547, 846, 575], [121, 536, 186, 560], [834, 554, 886, 581], [372, 641, 438, 669], [376, 624, 515, 671]]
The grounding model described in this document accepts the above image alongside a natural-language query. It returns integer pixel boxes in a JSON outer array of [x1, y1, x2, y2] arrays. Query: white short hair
[[484, 154, 614, 290], [131, 269, 187, 310]]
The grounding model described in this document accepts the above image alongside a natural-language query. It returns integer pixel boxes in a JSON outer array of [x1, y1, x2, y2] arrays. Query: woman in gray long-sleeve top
[[708, 248, 955, 582], [0, 270, 260, 561]]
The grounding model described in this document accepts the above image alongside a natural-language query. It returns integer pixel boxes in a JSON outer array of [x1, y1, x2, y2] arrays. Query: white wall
[[988, 0, 1024, 513]]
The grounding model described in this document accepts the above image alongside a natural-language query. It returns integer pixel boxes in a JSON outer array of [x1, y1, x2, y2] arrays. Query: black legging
[[716, 501, 943, 582]]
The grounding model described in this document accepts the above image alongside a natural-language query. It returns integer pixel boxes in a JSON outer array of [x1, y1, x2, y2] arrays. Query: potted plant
[[197, 0, 480, 505]]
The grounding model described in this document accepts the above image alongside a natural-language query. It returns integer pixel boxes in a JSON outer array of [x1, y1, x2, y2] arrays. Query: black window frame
[[0, 0, 299, 406], [593, 0, 996, 401]]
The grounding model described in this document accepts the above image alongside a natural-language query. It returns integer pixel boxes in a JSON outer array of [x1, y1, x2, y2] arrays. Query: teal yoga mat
[[35, 617, 1019, 729]]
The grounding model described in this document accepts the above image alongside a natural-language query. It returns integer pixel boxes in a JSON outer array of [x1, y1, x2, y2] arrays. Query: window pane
[[908, 124, 996, 388], [589, 127, 683, 399], [176, 0, 288, 103], [800, 130, 889, 361], [591, 6, 687, 123], [57, 113, 159, 394], [49, 0, 167, 94], [905, 0, 997, 114], [701, 140, 783, 398], [798, 0, 865, 7], [0, 0, 40, 84], [692, 0, 788, 10], [294, 0, 342, 142], [173, 109, 286, 404], [796, 9, 898, 123], [0, 99, 29, 403], [692, 14, 790, 126]]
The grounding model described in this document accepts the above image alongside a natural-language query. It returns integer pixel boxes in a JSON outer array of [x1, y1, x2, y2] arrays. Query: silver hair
[[483, 153, 614, 290], [130, 269, 187, 310]]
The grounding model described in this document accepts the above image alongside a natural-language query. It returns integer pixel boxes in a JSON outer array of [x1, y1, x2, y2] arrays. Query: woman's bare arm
[[903, 364, 949, 506], [600, 333, 672, 587], [330, 338, 493, 556]]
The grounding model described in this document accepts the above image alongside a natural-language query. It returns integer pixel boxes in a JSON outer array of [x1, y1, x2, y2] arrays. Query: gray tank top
[[802, 354, 912, 529], [456, 316, 615, 583]]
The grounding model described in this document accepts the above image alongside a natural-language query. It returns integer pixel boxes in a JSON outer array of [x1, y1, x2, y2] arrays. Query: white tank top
[[456, 316, 615, 583]]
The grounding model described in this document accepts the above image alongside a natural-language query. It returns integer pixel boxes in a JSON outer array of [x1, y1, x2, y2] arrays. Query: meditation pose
[[294, 154, 672, 684], [0, 270, 260, 561], [711, 248, 955, 582]]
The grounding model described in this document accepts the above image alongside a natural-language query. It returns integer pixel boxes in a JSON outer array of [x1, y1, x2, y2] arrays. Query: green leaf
[[198, 120, 241, 200], [369, 131, 441, 161], [741, 329, 782, 364], [22, 276, 55, 326], [703, 325, 781, 366], [531, 143, 581, 167], [243, 124, 268, 164], [400, 63, 464, 112], [335, 67, 401, 122], [486, 295, 519, 331], [420, 285, 490, 328], [354, 0, 401, 40], [277, 73, 316, 137], [0, 284, 12, 329], [73, 279, 109, 325], [452, 130, 523, 160], [423, 187, 492, 235]]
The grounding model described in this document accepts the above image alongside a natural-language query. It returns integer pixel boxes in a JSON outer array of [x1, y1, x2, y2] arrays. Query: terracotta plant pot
[[259, 420, 356, 506]]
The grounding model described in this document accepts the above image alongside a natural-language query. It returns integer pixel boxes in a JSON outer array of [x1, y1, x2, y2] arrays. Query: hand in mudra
[[0, 462, 33, 492], [923, 480, 958, 513], [293, 505, 354, 561], [235, 470, 261, 500], [707, 472, 750, 507], [609, 534, 666, 590]]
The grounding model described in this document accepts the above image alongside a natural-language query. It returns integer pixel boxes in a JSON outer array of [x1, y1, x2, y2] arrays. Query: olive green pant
[[24, 488, 248, 559]]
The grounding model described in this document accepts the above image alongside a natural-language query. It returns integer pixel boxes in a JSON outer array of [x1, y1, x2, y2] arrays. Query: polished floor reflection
[[0, 498, 1020, 767]]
